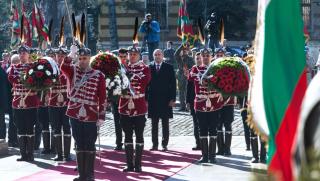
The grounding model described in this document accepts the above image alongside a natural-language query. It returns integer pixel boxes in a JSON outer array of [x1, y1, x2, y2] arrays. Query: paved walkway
[[0, 136, 267, 181], [100, 107, 245, 137], [0, 108, 267, 180]]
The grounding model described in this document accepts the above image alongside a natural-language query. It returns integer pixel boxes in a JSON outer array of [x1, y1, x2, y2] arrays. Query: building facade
[[97, 0, 259, 50]]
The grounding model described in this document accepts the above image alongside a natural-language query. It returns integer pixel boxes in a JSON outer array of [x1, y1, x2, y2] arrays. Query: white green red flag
[[249, 0, 307, 180], [10, 0, 20, 47], [32, 2, 49, 43], [21, 1, 32, 46], [31, 4, 39, 42], [177, 0, 196, 47]]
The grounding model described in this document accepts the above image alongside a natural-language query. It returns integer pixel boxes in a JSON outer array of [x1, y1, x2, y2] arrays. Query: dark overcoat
[[0, 68, 12, 113], [147, 62, 176, 119]]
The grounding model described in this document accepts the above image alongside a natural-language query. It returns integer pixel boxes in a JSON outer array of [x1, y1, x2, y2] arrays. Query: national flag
[[177, 0, 196, 47], [10, 0, 20, 47], [21, 1, 32, 46], [31, 4, 39, 42], [249, 0, 307, 180], [34, 2, 49, 42]]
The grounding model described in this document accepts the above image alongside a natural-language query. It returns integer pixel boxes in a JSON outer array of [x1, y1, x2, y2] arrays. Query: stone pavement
[[0, 107, 264, 181], [0, 136, 267, 181], [100, 107, 245, 137]]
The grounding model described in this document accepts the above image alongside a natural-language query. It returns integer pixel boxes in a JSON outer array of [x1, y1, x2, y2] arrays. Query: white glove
[[68, 45, 78, 59], [96, 119, 104, 127]]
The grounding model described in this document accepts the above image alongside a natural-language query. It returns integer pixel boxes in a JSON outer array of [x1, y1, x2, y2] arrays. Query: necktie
[[156, 64, 160, 72]]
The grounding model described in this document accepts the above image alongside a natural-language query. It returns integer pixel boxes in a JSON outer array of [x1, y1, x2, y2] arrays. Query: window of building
[[145, 0, 168, 30]]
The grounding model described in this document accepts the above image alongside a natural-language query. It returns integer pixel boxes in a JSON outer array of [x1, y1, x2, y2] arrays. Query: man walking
[[147, 49, 176, 151]]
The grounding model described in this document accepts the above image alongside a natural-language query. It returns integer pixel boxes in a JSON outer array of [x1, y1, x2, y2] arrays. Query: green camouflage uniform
[[175, 45, 195, 110]]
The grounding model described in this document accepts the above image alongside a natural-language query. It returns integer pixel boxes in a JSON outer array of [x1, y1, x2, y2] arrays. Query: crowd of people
[[0, 13, 268, 181]]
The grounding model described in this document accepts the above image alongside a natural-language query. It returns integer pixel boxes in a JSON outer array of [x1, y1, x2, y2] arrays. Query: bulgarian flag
[[249, 0, 307, 180], [177, 0, 196, 47], [21, 1, 32, 46], [34, 3, 49, 42], [31, 4, 39, 42], [10, 0, 20, 47]]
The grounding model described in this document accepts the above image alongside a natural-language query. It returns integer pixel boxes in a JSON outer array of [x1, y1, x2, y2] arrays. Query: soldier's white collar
[[128, 61, 142, 67]]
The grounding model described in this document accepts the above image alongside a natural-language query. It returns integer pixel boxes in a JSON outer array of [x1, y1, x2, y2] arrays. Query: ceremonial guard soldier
[[213, 48, 237, 156], [111, 48, 128, 151], [48, 47, 71, 161], [119, 46, 151, 172], [239, 96, 266, 163], [188, 48, 224, 163], [61, 43, 106, 180], [217, 94, 237, 156], [186, 52, 202, 150], [38, 48, 55, 154], [8, 45, 40, 161]]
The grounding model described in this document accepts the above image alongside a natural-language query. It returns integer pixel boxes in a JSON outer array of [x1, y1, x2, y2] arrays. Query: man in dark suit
[[0, 67, 10, 142], [0, 53, 18, 147], [147, 49, 176, 151]]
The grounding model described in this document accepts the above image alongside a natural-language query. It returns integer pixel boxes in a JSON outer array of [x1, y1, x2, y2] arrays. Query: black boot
[[224, 131, 232, 156], [241, 109, 251, 151], [192, 145, 201, 150], [114, 144, 123, 151], [260, 139, 267, 163], [244, 130, 250, 151], [41, 131, 51, 154], [209, 137, 217, 163], [64, 135, 72, 161], [198, 137, 209, 163], [123, 144, 134, 172], [134, 144, 144, 172], [251, 137, 259, 163], [17, 136, 27, 161], [216, 131, 224, 155], [50, 131, 56, 154], [73, 151, 86, 181], [34, 123, 41, 151], [54, 135, 63, 161], [26, 136, 35, 161], [85, 151, 96, 181]]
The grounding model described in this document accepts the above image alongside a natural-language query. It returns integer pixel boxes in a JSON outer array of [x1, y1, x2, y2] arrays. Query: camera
[[142, 19, 151, 26], [205, 12, 218, 37]]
